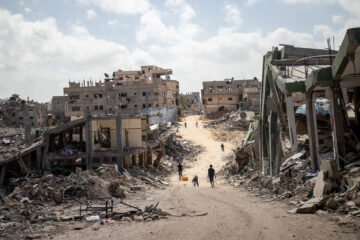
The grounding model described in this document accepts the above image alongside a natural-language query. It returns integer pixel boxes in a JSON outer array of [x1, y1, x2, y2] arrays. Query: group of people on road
[[183, 121, 199, 128], [178, 162, 217, 188], [178, 120, 224, 188]]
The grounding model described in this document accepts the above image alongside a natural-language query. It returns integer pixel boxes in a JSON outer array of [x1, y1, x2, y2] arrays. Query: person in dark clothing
[[208, 165, 216, 188], [192, 175, 199, 187], [221, 143, 224, 152], [178, 163, 183, 180]]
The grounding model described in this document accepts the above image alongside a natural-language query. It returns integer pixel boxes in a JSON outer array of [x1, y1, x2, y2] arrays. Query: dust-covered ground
[[56, 116, 359, 240]]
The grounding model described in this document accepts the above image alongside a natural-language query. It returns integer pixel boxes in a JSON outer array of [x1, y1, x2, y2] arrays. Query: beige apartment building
[[64, 65, 179, 118], [201, 78, 260, 115]]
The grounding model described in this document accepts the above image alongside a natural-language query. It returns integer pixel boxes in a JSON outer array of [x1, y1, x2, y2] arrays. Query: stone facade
[[201, 78, 260, 115], [0, 94, 47, 128], [64, 65, 179, 118]]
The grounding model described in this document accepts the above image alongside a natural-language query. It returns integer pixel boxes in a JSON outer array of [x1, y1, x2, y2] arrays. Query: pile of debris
[[0, 162, 176, 239], [0, 128, 43, 162], [223, 151, 360, 227], [205, 109, 255, 131], [164, 134, 204, 163]]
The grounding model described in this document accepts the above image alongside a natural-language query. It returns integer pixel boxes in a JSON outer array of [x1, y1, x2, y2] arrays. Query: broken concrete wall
[[122, 118, 143, 148], [144, 107, 177, 125]]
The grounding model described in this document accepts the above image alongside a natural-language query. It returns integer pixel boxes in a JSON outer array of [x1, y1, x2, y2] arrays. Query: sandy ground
[[57, 116, 359, 240]]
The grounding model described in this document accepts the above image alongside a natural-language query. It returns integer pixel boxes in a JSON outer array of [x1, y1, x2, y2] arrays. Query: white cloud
[[136, 7, 200, 44], [314, 24, 334, 39], [77, 0, 151, 15], [165, 0, 196, 22], [224, 4, 242, 26], [24, 8, 32, 13], [0, 9, 156, 101], [86, 9, 97, 19], [152, 27, 323, 94], [332, 15, 343, 24], [3, 0, 358, 102], [244, 0, 261, 6], [19, 1, 25, 6], [279, 0, 336, 3], [108, 19, 117, 25]]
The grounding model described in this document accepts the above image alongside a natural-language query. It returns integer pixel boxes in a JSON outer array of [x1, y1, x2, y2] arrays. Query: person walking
[[178, 162, 183, 180], [192, 175, 199, 187], [221, 143, 224, 152], [184, 121, 187, 128], [208, 165, 216, 188], [195, 121, 198, 128]]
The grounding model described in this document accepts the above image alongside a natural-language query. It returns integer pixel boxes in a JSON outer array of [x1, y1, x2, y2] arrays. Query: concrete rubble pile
[[223, 150, 360, 227], [164, 134, 204, 164], [0, 163, 174, 239], [204, 109, 255, 131], [0, 128, 42, 163], [0, 127, 203, 238]]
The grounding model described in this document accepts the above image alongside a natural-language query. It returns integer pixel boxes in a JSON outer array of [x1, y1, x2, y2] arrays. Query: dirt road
[[60, 116, 359, 240]]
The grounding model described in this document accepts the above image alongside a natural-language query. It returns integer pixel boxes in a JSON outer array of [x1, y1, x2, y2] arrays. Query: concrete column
[[85, 108, 93, 170], [261, 115, 269, 174], [43, 134, 50, 171], [116, 116, 123, 171], [36, 148, 42, 169], [285, 94, 298, 152], [268, 111, 277, 176], [305, 92, 319, 171], [329, 87, 345, 169]]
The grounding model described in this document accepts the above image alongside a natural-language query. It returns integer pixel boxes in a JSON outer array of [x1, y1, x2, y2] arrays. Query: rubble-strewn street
[[1, 2, 360, 239], [0, 123, 204, 239], [47, 116, 359, 240]]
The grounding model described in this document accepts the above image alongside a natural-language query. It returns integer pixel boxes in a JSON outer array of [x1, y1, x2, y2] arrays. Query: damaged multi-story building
[[0, 94, 48, 128], [251, 28, 360, 177], [64, 65, 179, 119], [201, 78, 261, 115]]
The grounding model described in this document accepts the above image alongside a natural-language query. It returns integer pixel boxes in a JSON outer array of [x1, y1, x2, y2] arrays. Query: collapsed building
[[201, 78, 261, 116], [64, 65, 179, 119], [0, 109, 179, 187], [0, 94, 48, 128], [225, 27, 360, 216]]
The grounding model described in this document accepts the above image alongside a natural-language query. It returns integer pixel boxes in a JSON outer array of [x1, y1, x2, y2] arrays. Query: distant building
[[49, 96, 69, 124], [63, 65, 179, 118], [179, 92, 202, 114], [201, 78, 260, 115], [0, 94, 47, 128]]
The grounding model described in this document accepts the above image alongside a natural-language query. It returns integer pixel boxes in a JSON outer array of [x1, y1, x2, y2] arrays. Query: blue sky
[[0, 0, 358, 102]]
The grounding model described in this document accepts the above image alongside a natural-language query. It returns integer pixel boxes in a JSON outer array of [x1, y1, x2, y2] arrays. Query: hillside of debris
[[214, 107, 360, 231], [203, 109, 256, 146], [0, 134, 203, 240]]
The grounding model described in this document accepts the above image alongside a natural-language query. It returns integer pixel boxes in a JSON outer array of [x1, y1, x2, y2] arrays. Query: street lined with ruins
[[1, 2, 360, 239], [58, 116, 359, 240]]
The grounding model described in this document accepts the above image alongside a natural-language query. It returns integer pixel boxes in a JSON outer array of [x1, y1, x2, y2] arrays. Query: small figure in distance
[[195, 121, 198, 128], [192, 175, 199, 187], [184, 121, 187, 128], [178, 162, 183, 180], [221, 143, 224, 152], [208, 165, 216, 188]]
